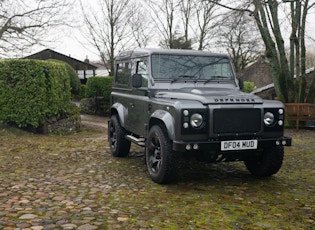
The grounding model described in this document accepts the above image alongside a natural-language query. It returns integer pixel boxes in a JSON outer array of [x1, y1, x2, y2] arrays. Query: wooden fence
[[285, 103, 315, 130]]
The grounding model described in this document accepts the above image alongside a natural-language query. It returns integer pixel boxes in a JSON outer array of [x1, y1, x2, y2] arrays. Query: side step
[[125, 135, 146, 147]]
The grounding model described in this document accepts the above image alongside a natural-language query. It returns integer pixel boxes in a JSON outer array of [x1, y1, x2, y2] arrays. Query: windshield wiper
[[203, 75, 231, 84], [171, 75, 196, 83]]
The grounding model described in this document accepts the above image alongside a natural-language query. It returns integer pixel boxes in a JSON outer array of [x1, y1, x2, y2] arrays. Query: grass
[[0, 124, 314, 229]]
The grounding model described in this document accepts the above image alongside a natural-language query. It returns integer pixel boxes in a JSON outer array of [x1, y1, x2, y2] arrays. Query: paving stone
[[53, 196, 66, 201], [16, 222, 31, 228], [56, 219, 69, 225], [61, 223, 78, 229], [0, 211, 7, 216], [19, 214, 39, 219], [41, 220, 54, 225], [77, 224, 98, 230], [82, 207, 92, 211], [31, 226, 44, 230]]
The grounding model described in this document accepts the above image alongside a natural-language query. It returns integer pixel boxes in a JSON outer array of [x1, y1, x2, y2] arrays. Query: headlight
[[264, 112, 274, 126], [190, 113, 204, 128]]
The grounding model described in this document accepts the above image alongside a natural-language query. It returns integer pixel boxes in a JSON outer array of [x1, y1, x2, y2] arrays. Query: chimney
[[84, 55, 89, 64]]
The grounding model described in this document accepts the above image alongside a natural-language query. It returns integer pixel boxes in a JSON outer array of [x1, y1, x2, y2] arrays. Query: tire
[[244, 146, 284, 177], [146, 125, 179, 184], [108, 115, 131, 157]]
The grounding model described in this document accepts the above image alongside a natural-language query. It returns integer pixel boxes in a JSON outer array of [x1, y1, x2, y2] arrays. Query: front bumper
[[172, 136, 292, 152]]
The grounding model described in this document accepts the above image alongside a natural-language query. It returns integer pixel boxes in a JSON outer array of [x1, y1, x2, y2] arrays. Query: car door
[[127, 58, 150, 136]]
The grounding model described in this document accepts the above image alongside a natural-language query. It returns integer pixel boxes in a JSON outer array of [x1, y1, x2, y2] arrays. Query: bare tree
[[0, 0, 73, 57], [80, 0, 133, 75], [217, 11, 264, 72], [147, 0, 220, 50], [146, 0, 178, 48], [179, 0, 193, 43], [208, 0, 315, 103], [128, 1, 152, 48], [286, 0, 315, 102], [193, 0, 220, 50]]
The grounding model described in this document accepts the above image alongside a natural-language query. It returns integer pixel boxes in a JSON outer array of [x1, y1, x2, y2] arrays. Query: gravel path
[[80, 114, 108, 131]]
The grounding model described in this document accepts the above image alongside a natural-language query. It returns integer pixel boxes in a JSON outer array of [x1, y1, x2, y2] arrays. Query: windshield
[[151, 54, 234, 82]]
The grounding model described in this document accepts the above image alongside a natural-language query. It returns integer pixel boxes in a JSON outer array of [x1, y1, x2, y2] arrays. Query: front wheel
[[108, 115, 131, 157], [244, 146, 284, 177], [146, 125, 179, 184]]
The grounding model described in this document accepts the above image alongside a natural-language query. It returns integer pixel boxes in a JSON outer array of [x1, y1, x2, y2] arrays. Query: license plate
[[221, 139, 257, 151]]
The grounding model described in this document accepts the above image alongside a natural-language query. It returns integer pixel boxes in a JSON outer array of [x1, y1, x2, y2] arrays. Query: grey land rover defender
[[108, 48, 292, 184]]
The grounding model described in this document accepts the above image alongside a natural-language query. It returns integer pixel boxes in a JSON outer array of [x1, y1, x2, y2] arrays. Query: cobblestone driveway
[[0, 116, 314, 229]]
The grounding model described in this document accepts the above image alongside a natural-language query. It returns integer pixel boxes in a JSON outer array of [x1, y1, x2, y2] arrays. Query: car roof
[[115, 48, 230, 60]]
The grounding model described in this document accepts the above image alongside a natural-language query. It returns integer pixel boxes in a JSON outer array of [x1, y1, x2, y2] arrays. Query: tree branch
[[206, 0, 253, 14]]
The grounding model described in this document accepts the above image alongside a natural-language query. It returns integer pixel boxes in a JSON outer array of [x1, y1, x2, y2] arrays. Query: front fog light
[[264, 112, 274, 126], [190, 113, 204, 128], [193, 144, 199, 150]]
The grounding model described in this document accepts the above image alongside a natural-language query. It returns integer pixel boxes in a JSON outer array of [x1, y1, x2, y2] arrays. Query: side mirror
[[132, 74, 142, 88], [238, 78, 244, 90]]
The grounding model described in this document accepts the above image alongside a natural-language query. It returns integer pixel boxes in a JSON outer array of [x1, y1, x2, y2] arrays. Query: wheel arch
[[110, 102, 127, 128], [149, 110, 176, 140]]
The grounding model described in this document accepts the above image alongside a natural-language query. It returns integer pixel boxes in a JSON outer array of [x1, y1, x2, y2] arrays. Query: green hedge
[[84, 76, 112, 114], [0, 59, 73, 128], [49, 59, 81, 98], [85, 76, 112, 98]]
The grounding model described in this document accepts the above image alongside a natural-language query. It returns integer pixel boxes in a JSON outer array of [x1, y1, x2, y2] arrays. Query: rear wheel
[[146, 125, 179, 184], [244, 146, 284, 177], [109, 115, 131, 157]]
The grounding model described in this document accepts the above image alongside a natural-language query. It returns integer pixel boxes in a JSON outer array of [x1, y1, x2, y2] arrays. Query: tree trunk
[[209, 0, 315, 103]]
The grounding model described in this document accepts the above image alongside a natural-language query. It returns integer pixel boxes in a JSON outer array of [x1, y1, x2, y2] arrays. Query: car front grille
[[213, 108, 261, 134]]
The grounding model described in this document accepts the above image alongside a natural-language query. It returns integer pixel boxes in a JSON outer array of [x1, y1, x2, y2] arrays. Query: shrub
[[49, 59, 81, 98], [80, 84, 87, 100], [0, 59, 73, 128], [83, 76, 113, 115], [85, 76, 112, 98], [243, 81, 256, 93], [64, 62, 81, 98]]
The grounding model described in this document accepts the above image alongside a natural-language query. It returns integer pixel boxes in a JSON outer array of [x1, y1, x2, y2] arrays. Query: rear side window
[[115, 62, 131, 85], [136, 60, 149, 88]]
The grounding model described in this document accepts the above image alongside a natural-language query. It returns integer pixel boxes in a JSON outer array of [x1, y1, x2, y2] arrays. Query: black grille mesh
[[213, 109, 261, 134]]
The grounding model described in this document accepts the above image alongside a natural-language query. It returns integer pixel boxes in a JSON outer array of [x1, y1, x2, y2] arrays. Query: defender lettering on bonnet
[[108, 48, 292, 184]]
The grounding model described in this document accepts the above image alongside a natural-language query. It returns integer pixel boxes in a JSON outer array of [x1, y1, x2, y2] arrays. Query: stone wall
[[39, 114, 81, 134], [237, 58, 273, 88], [80, 97, 109, 116]]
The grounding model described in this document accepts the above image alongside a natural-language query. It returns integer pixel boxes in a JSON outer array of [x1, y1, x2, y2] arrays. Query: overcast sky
[[25, 0, 315, 64], [25, 0, 100, 62]]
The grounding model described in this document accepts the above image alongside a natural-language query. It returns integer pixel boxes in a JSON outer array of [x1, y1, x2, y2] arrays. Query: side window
[[115, 62, 131, 85], [136, 60, 148, 88]]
